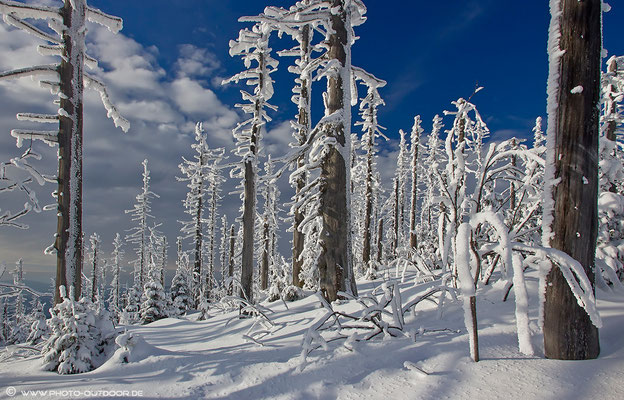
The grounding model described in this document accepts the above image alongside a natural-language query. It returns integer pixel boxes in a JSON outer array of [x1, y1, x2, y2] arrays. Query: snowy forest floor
[[1, 268, 624, 400]]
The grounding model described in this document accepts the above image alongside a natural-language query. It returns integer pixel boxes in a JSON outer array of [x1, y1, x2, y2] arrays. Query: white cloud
[[174, 44, 221, 79]]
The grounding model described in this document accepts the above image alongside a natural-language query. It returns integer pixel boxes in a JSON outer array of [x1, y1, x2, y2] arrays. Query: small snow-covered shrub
[[281, 285, 304, 302], [140, 275, 167, 325], [42, 287, 117, 374], [27, 301, 48, 345]]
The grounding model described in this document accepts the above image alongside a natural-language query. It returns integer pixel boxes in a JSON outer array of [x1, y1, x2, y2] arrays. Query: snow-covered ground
[[1, 269, 623, 400]]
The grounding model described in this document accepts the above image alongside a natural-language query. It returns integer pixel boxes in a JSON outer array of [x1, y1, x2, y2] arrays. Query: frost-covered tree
[[87, 232, 101, 302], [27, 300, 47, 344], [258, 157, 281, 291], [227, 224, 237, 296], [108, 233, 124, 319], [388, 128, 410, 258], [304, 0, 366, 301], [541, 0, 601, 360], [10, 259, 28, 343], [595, 56, 624, 284], [140, 255, 167, 325], [253, 0, 328, 288], [43, 286, 116, 374], [219, 216, 229, 290], [352, 69, 386, 277], [418, 115, 444, 264], [125, 159, 159, 296], [178, 122, 225, 306], [0, 0, 128, 304], [170, 252, 191, 317], [224, 21, 278, 305], [408, 116, 423, 253]]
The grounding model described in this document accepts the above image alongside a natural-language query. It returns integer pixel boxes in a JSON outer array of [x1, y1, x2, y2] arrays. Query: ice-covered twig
[[84, 74, 130, 132], [3, 13, 61, 44], [0, 64, 58, 81], [86, 6, 123, 33], [0, 0, 60, 21]]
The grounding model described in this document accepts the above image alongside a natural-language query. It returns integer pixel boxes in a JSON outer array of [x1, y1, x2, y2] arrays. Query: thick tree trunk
[[241, 159, 256, 304], [55, 0, 85, 304], [544, 0, 601, 360], [318, 0, 357, 302]]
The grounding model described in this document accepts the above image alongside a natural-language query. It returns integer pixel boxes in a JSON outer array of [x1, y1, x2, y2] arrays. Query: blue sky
[[1, 0, 622, 289]]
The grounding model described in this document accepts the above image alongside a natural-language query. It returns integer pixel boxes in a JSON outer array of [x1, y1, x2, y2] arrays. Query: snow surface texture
[[1, 268, 623, 399]]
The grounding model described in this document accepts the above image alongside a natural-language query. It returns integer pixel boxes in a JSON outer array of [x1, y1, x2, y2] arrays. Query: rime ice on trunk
[[543, 0, 601, 360], [55, 0, 86, 304], [0, 0, 128, 305], [316, 0, 350, 302], [408, 116, 423, 252], [225, 23, 278, 305]]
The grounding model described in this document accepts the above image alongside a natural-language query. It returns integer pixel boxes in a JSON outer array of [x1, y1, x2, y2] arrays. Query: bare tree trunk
[[228, 224, 235, 296], [544, 0, 601, 360], [260, 219, 270, 290], [241, 159, 256, 303], [318, 0, 357, 301], [55, 0, 85, 304], [91, 245, 97, 302], [376, 218, 383, 264]]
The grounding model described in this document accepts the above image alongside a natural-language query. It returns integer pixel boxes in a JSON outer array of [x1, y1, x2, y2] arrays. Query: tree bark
[[55, 0, 85, 304], [260, 219, 270, 290], [544, 0, 601, 360], [228, 224, 236, 296], [91, 245, 97, 302], [318, 0, 357, 301], [292, 24, 311, 289], [376, 218, 383, 264]]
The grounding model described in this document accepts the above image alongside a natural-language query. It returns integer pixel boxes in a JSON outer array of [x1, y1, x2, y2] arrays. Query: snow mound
[[102, 332, 169, 366]]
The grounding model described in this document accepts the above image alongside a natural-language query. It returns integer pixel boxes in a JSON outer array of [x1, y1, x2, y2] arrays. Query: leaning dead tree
[[0, 0, 128, 304]]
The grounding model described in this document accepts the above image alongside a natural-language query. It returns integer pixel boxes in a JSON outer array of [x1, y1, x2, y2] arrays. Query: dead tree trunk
[[292, 24, 311, 289], [90, 244, 97, 302], [228, 224, 236, 296], [376, 218, 383, 264], [318, 0, 357, 302], [260, 219, 270, 290], [55, 0, 85, 304], [544, 0, 601, 360]]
